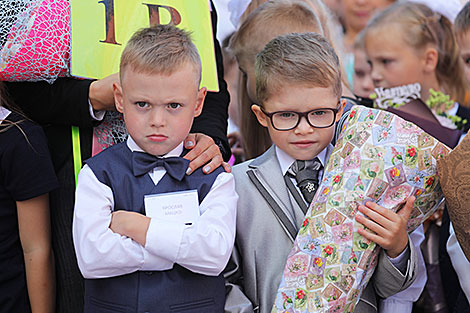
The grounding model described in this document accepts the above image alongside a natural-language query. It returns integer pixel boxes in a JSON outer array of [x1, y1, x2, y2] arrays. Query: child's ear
[[251, 104, 269, 128], [423, 47, 439, 74], [194, 87, 207, 117], [113, 81, 124, 114], [335, 99, 347, 123]]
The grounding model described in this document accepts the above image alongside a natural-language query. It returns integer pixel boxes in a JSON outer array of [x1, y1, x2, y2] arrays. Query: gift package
[[272, 105, 449, 313]]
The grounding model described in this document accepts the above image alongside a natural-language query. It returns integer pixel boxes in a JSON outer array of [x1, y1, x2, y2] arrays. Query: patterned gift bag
[[272, 105, 449, 313]]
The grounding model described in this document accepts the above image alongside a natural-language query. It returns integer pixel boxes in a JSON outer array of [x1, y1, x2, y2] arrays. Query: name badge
[[144, 190, 199, 225]]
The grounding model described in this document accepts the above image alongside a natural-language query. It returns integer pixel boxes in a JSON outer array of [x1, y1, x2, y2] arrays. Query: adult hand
[[184, 133, 231, 175], [355, 196, 415, 258], [89, 73, 119, 111]]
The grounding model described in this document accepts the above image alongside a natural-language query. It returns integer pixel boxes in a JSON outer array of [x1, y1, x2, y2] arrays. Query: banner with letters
[[70, 0, 219, 91]]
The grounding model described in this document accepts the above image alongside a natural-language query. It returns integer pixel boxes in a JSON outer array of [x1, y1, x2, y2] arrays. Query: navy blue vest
[[84, 142, 225, 313]]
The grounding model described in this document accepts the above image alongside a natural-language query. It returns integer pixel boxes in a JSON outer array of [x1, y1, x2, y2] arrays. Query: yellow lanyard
[[71, 126, 81, 186]]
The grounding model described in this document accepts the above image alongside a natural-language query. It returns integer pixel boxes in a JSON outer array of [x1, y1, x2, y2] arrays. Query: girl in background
[[229, 0, 351, 160], [0, 82, 57, 312], [364, 3, 470, 312], [339, 0, 395, 85], [364, 2, 469, 109], [229, 0, 325, 159]]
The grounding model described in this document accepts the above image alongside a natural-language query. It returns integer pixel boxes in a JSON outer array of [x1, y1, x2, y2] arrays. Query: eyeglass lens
[[272, 109, 335, 130]]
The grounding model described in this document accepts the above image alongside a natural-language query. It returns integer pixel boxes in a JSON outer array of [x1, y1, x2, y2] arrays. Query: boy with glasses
[[225, 32, 417, 313]]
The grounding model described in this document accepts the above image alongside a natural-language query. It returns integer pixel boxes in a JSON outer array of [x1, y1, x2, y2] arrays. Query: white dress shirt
[[73, 137, 238, 279], [0, 106, 10, 123], [275, 144, 329, 180], [447, 222, 470, 303], [379, 225, 427, 313], [88, 100, 105, 121]]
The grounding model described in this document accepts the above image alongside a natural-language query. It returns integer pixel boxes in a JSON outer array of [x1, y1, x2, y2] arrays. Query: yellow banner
[[70, 0, 218, 91]]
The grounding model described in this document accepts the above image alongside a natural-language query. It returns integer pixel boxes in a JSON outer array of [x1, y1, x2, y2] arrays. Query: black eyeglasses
[[260, 103, 340, 131]]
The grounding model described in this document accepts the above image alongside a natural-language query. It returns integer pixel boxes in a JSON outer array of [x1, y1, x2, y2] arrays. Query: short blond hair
[[255, 32, 342, 104], [120, 24, 201, 84]]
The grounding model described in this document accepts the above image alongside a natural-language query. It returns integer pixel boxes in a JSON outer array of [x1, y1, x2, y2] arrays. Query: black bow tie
[[132, 151, 189, 181]]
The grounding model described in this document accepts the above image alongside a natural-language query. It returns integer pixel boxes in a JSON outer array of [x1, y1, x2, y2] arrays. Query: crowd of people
[[1, 0, 470, 312]]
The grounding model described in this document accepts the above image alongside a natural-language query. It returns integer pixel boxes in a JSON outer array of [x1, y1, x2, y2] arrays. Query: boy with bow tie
[[72, 24, 237, 313]]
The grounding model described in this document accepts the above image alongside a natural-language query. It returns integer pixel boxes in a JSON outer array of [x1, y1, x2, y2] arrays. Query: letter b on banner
[[143, 4, 182, 26], [71, 0, 219, 91], [99, 0, 182, 45]]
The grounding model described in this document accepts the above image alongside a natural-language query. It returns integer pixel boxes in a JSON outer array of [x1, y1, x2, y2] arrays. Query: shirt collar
[[126, 136, 184, 158], [275, 144, 330, 176], [0, 107, 11, 125]]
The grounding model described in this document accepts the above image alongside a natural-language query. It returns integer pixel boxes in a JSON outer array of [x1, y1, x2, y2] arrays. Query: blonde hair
[[230, 0, 324, 159], [366, 2, 468, 105], [120, 24, 201, 84], [256, 32, 342, 104]]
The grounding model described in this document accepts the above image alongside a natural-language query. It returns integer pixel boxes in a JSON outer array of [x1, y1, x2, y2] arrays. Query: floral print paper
[[272, 106, 448, 313]]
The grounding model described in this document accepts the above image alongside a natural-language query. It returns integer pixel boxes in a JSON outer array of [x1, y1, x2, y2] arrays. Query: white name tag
[[144, 190, 199, 225]]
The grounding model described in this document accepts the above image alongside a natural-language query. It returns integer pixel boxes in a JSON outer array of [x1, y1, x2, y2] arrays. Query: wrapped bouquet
[[272, 105, 449, 313]]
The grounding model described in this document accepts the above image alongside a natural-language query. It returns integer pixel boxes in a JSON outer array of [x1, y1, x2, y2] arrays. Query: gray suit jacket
[[224, 145, 418, 313]]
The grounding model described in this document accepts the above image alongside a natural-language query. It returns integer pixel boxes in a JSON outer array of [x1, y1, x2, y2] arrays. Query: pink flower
[[302, 218, 309, 227], [408, 147, 416, 157], [296, 290, 306, 300], [324, 245, 333, 255], [282, 292, 289, 301]]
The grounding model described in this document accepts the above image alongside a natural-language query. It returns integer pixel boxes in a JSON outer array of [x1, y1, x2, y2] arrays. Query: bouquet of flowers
[[272, 105, 449, 313]]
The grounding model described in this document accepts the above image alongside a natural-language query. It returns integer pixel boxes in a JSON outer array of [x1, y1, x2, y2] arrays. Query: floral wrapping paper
[[272, 105, 449, 313]]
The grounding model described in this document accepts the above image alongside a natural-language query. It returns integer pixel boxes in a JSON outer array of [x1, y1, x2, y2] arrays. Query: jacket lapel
[[247, 146, 299, 241], [282, 144, 336, 233]]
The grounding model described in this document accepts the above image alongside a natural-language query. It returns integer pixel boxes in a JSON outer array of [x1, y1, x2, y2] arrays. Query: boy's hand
[[110, 211, 150, 246], [184, 133, 231, 175], [355, 196, 415, 258]]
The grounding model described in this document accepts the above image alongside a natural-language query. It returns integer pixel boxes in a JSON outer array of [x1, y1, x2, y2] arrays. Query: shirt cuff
[[144, 217, 185, 263], [379, 299, 413, 313], [387, 245, 410, 274], [88, 99, 106, 121]]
